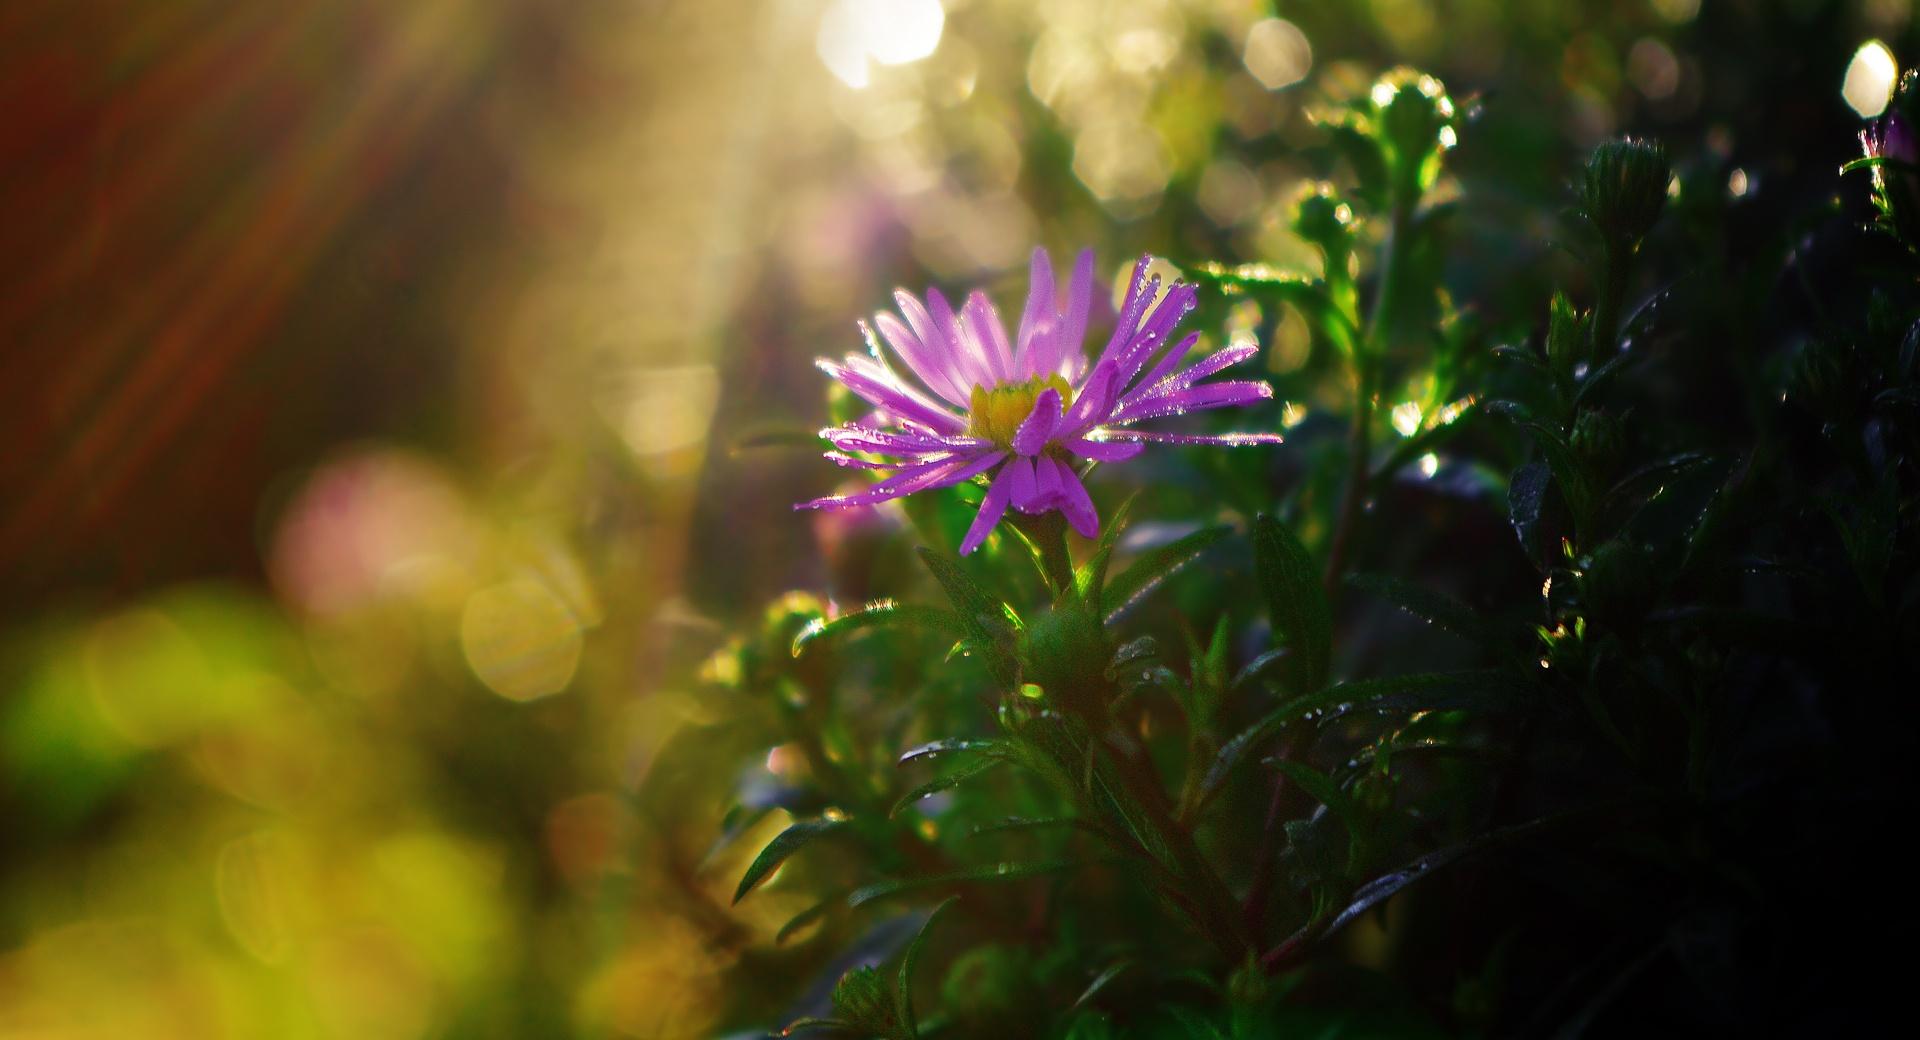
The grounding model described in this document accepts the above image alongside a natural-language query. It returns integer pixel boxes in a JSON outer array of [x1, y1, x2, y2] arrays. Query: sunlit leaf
[[792, 601, 965, 658], [1102, 525, 1234, 624]]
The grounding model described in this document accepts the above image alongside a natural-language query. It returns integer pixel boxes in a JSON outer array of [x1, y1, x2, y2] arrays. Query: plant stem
[[1322, 198, 1409, 597]]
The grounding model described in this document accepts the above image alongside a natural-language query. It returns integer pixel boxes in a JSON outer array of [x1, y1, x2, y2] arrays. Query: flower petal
[[796, 450, 1004, 510], [959, 460, 1018, 555], [1061, 359, 1119, 434], [1094, 256, 1158, 370], [1127, 342, 1261, 404], [1015, 247, 1055, 378], [874, 311, 968, 406], [821, 356, 966, 434], [927, 287, 993, 392], [1061, 436, 1146, 462], [1126, 331, 1199, 400], [1113, 380, 1274, 424], [1011, 387, 1062, 456], [1043, 456, 1099, 538], [1004, 455, 1041, 513], [1090, 429, 1285, 446], [962, 290, 1014, 384], [1057, 248, 1096, 380]]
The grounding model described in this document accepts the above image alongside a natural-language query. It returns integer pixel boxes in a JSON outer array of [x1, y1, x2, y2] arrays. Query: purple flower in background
[[798, 249, 1281, 554]]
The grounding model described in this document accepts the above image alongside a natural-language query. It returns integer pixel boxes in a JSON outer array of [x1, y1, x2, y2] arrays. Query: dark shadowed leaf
[[895, 896, 956, 1038], [1508, 461, 1551, 564], [1251, 515, 1331, 692], [1347, 573, 1489, 643], [847, 860, 1085, 908]]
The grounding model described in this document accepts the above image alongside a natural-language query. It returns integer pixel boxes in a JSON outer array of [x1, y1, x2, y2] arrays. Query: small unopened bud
[[1291, 183, 1357, 268], [1580, 138, 1671, 251], [830, 966, 898, 1034], [1369, 68, 1456, 203]]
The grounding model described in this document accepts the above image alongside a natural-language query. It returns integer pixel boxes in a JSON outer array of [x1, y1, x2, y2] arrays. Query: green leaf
[[895, 896, 956, 1038], [733, 818, 847, 904], [1605, 452, 1711, 510], [1074, 494, 1137, 615], [1269, 759, 1363, 850], [1251, 515, 1332, 692], [1230, 648, 1291, 691], [917, 548, 1021, 685], [1105, 636, 1160, 677], [1070, 960, 1136, 1013], [1204, 671, 1524, 797], [1370, 398, 1482, 489], [892, 754, 1005, 818], [1101, 525, 1234, 624], [1347, 573, 1489, 643], [897, 738, 998, 766], [847, 860, 1084, 909], [792, 600, 965, 658], [1508, 461, 1551, 565], [775, 896, 838, 943], [1189, 263, 1359, 354]]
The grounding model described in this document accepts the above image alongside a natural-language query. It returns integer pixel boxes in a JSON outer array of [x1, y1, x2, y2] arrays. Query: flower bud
[[1369, 68, 1456, 204], [1018, 602, 1108, 711], [1579, 138, 1671, 252], [830, 965, 898, 1035], [1292, 183, 1357, 264], [1861, 70, 1920, 246]]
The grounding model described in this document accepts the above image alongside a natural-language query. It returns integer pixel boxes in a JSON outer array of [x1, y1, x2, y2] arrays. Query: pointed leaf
[[847, 860, 1085, 909], [1102, 524, 1234, 623], [776, 895, 839, 943], [1204, 670, 1525, 797], [734, 818, 848, 904], [892, 754, 1005, 817], [895, 896, 957, 1038], [1074, 494, 1136, 615], [1070, 960, 1136, 1013], [793, 600, 966, 657], [917, 548, 1021, 685], [1269, 759, 1362, 846], [897, 738, 999, 767], [1251, 514, 1332, 692], [1508, 461, 1551, 565], [1347, 573, 1489, 643]]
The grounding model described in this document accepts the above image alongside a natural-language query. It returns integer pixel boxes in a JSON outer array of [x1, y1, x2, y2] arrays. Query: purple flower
[[798, 249, 1281, 555]]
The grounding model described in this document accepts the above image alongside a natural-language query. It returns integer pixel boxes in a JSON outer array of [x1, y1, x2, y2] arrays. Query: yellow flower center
[[968, 375, 1073, 447]]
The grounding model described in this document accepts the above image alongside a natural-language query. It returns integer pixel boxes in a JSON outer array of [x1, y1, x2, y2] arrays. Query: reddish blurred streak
[[0, 0, 478, 599]]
